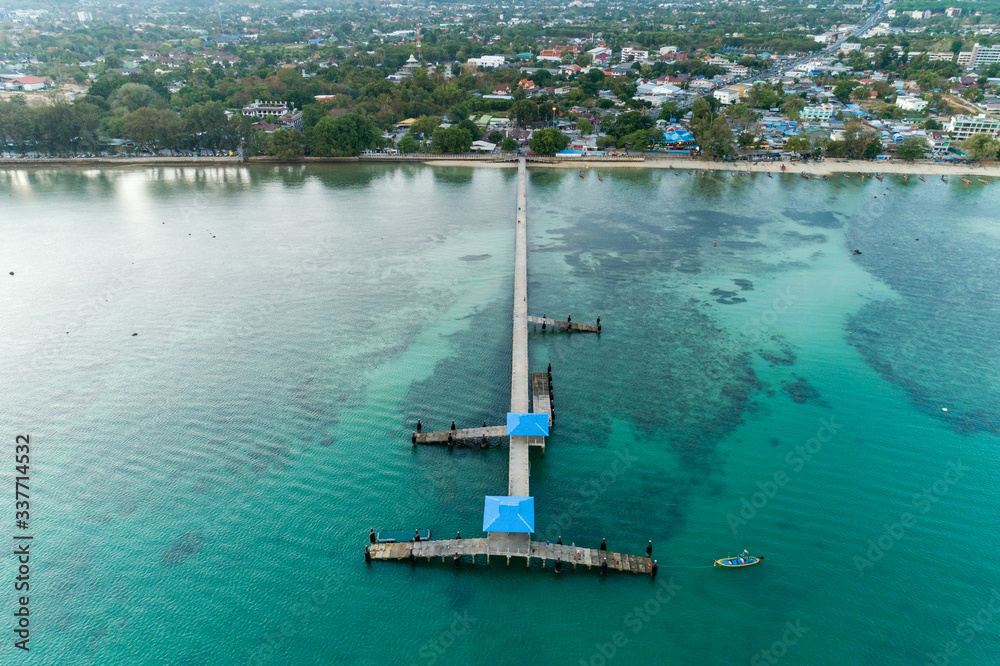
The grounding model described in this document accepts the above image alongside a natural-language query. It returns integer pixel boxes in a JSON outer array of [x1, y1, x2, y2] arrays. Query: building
[[969, 43, 1000, 70], [896, 95, 928, 112], [945, 7, 963, 18], [241, 100, 291, 118], [957, 51, 974, 67], [927, 52, 956, 62], [468, 55, 505, 68], [946, 115, 1000, 141], [713, 87, 742, 105], [800, 105, 836, 121], [839, 43, 862, 52], [621, 48, 649, 64], [10, 76, 48, 91]]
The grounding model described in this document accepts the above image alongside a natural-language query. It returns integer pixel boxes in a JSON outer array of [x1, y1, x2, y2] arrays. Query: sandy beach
[[3, 154, 999, 177], [424, 156, 1000, 177]]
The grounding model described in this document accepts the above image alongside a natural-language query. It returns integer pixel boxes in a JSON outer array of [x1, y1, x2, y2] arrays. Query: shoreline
[[1, 154, 998, 177]]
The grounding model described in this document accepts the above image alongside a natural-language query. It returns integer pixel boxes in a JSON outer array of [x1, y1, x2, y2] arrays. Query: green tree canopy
[[431, 126, 473, 153], [896, 136, 930, 162], [833, 81, 857, 104], [266, 129, 305, 161], [307, 113, 379, 156], [529, 128, 570, 155], [961, 133, 1000, 161]]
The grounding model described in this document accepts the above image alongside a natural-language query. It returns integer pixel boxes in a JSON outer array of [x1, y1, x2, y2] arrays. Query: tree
[[431, 126, 473, 153], [488, 130, 503, 144], [266, 129, 305, 160], [500, 137, 518, 152], [110, 83, 161, 112], [785, 135, 812, 154], [307, 113, 379, 156], [398, 133, 419, 153], [833, 81, 856, 104], [780, 95, 806, 121], [896, 136, 930, 162], [698, 115, 734, 160], [510, 100, 539, 126], [961, 133, 1000, 161], [576, 118, 593, 135], [123, 107, 182, 151], [529, 128, 569, 155], [602, 110, 653, 140], [658, 101, 681, 122]]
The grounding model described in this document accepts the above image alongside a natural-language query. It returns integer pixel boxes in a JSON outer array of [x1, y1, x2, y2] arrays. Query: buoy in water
[[942, 407, 948, 412]]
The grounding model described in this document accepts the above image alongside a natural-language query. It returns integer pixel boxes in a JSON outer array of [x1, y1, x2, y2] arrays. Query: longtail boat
[[979, 178, 988, 185], [919, 176, 926, 182], [876, 173, 884, 181], [715, 551, 764, 568], [801, 172, 810, 180], [962, 178, 971, 184], [941, 175, 949, 183]]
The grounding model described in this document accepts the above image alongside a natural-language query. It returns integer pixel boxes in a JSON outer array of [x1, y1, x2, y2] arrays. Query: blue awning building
[[483, 496, 535, 533], [506, 412, 549, 437]]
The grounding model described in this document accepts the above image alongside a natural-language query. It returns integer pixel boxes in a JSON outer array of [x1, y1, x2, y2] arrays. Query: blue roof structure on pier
[[506, 412, 549, 437], [483, 496, 535, 533]]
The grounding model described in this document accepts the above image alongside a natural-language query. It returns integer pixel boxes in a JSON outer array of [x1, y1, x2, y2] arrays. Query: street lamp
[[552, 106, 557, 128]]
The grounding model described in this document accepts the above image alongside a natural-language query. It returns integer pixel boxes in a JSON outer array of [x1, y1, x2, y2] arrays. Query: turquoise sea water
[[1, 165, 999, 665]]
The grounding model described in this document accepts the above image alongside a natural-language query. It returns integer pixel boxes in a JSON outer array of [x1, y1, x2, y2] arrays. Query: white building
[[946, 114, 1000, 141], [713, 87, 742, 105], [621, 48, 649, 64], [896, 95, 928, 112], [839, 43, 862, 52], [241, 100, 291, 118], [658, 46, 679, 55], [968, 43, 1000, 70], [468, 55, 505, 68]]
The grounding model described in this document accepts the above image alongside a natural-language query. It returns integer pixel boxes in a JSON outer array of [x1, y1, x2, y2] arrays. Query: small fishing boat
[[800, 172, 810, 180], [715, 550, 764, 568], [766, 171, 772, 178], [941, 175, 949, 183], [701, 171, 706, 177], [688, 170, 692, 175], [823, 175, 830, 181], [579, 171, 585, 179], [376, 528, 431, 543], [919, 176, 926, 182], [875, 173, 883, 181], [597, 174, 603, 181], [903, 175, 908, 182], [978, 178, 988, 185], [844, 174, 850, 179], [962, 177, 971, 185]]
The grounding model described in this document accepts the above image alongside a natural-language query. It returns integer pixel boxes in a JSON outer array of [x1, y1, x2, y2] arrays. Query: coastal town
[[3, 0, 1000, 164]]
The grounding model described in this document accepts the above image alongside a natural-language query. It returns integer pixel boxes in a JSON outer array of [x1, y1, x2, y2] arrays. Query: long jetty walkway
[[370, 158, 654, 576], [370, 538, 653, 574]]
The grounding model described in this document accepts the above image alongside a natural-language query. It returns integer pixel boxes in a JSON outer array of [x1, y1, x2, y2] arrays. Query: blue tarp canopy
[[506, 412, 549, 437], [483, 496, 535, 533]]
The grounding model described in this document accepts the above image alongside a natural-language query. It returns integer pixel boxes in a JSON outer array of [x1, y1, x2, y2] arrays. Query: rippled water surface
[[2, 165, 999, 665]]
